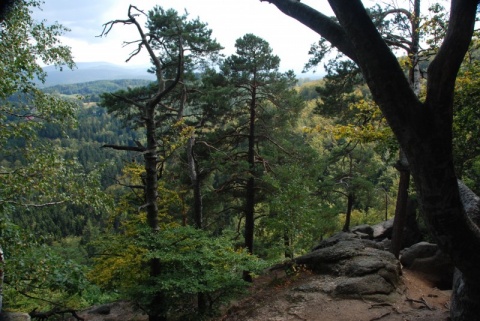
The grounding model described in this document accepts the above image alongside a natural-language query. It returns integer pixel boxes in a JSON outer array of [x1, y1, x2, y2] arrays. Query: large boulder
[[294, 233, 402, 300], [400, 242, 454, 289], [372, 219, 394, 240]]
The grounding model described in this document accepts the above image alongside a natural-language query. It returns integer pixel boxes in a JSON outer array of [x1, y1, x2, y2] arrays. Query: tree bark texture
[[187, 136, 203, 229], [451, 269, 480, 321], [342, 193, 354, 232], [243, 80, 257, 283], [0, 246, 4, 313], [100, 7, 188, 320], [144, 104, 167, 321], [390, 0, 420, 258], [391, 154, 411, 258], [262, 0, 480, 319], [144, 106, 159, 232]]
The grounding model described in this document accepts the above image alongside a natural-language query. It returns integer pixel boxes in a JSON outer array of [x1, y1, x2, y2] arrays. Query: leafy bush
[[89, 222, 266, 318], [1, 213, 89, 312]]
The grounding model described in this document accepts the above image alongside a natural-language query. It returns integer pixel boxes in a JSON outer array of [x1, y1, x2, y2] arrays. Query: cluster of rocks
[[283, 218, 454, 300], [1, 219, 454, 321]]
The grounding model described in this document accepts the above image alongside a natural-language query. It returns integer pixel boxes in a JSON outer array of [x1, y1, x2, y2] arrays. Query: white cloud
[[36, 0, 330, 74]]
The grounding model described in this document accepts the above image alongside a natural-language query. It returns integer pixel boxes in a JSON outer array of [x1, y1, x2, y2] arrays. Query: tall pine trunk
[[390, 0, 420, 258], [186, 135, 207, 314], [342, 193, 354, 232], [144, 106, 166, 321], [0, 246, 4, 313], [243, 85, 257, 282], [391, 152, 411, 258]]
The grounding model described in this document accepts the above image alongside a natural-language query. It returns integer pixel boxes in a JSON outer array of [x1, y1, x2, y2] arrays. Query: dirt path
[[216, 269, 451, 321]]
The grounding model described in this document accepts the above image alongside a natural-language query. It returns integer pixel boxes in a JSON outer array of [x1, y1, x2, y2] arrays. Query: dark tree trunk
[[391, 0, 420, 259], [342, 193, 354, 232], [403, 198, 422, 248], [245, 177, 255, 255], [145, 107, 159, 232], [186, 136, 208, 314], [451, 269, 480, 321], [243, 84, 257, 283], [391, 153, 411, 258], [148, 258, 167, 321], [284, 230, 292, 259], [0, 246, 4, 313], [187, 136, 203, 229], [263, 1, 480, 319], [144, 106, 167, 321]]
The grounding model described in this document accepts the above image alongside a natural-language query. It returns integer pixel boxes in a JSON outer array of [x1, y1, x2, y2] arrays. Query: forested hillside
[[4, 80, 148, 237], [2, 1, 480, 321]]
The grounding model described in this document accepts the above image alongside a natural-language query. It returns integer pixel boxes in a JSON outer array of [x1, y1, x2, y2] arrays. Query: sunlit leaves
[[330, 99, 392, 144]]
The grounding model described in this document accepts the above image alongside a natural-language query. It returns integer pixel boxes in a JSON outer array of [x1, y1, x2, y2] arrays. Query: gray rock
[[334, 274, 395, 297], [351, 224, 374, 238], [311, 232, 360, 251], [400, 242, 454, 289], [293, 284, 322, 293], [294, 234, 402, 298], [301, 238, 384, 275], [0, 313, 31, 321], [372, 219, 394, 239], [400, 242, 439, 267]]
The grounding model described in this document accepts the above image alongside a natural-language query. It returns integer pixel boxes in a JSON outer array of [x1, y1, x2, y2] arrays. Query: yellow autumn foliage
[[88, 243, 148, 290]]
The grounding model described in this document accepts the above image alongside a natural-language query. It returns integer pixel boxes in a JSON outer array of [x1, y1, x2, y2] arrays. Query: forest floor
[[73, 268, 451, 321], [214, 268, 451, 321]]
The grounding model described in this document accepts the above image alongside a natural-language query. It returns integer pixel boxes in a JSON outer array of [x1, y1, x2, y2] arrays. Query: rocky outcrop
[[289, 232, 402, 300]]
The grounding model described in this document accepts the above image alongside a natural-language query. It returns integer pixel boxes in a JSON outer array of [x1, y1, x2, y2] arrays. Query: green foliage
[[314, 60, 364, 120], [259, 163, 338, 259], [0, 1, 117, 313], [453, 59, 480, 194], [147, 6, 223, 69], [0, 0, 106, 215], [90, 222, 265, 317], [0, 1, 444, 315], [0, 213, 89, 311], [0, 0, 73, 98]]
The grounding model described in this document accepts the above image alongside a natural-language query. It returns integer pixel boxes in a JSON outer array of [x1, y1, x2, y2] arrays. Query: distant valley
[[39, 61, 155, 87]]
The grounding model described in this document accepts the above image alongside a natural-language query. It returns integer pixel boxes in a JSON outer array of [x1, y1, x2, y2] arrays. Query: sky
[[33, 0, 335, 76]]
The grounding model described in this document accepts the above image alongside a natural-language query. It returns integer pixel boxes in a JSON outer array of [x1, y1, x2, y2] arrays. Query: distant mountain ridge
[[43, 79, 153, 101], [39, 62, 155, 87]]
